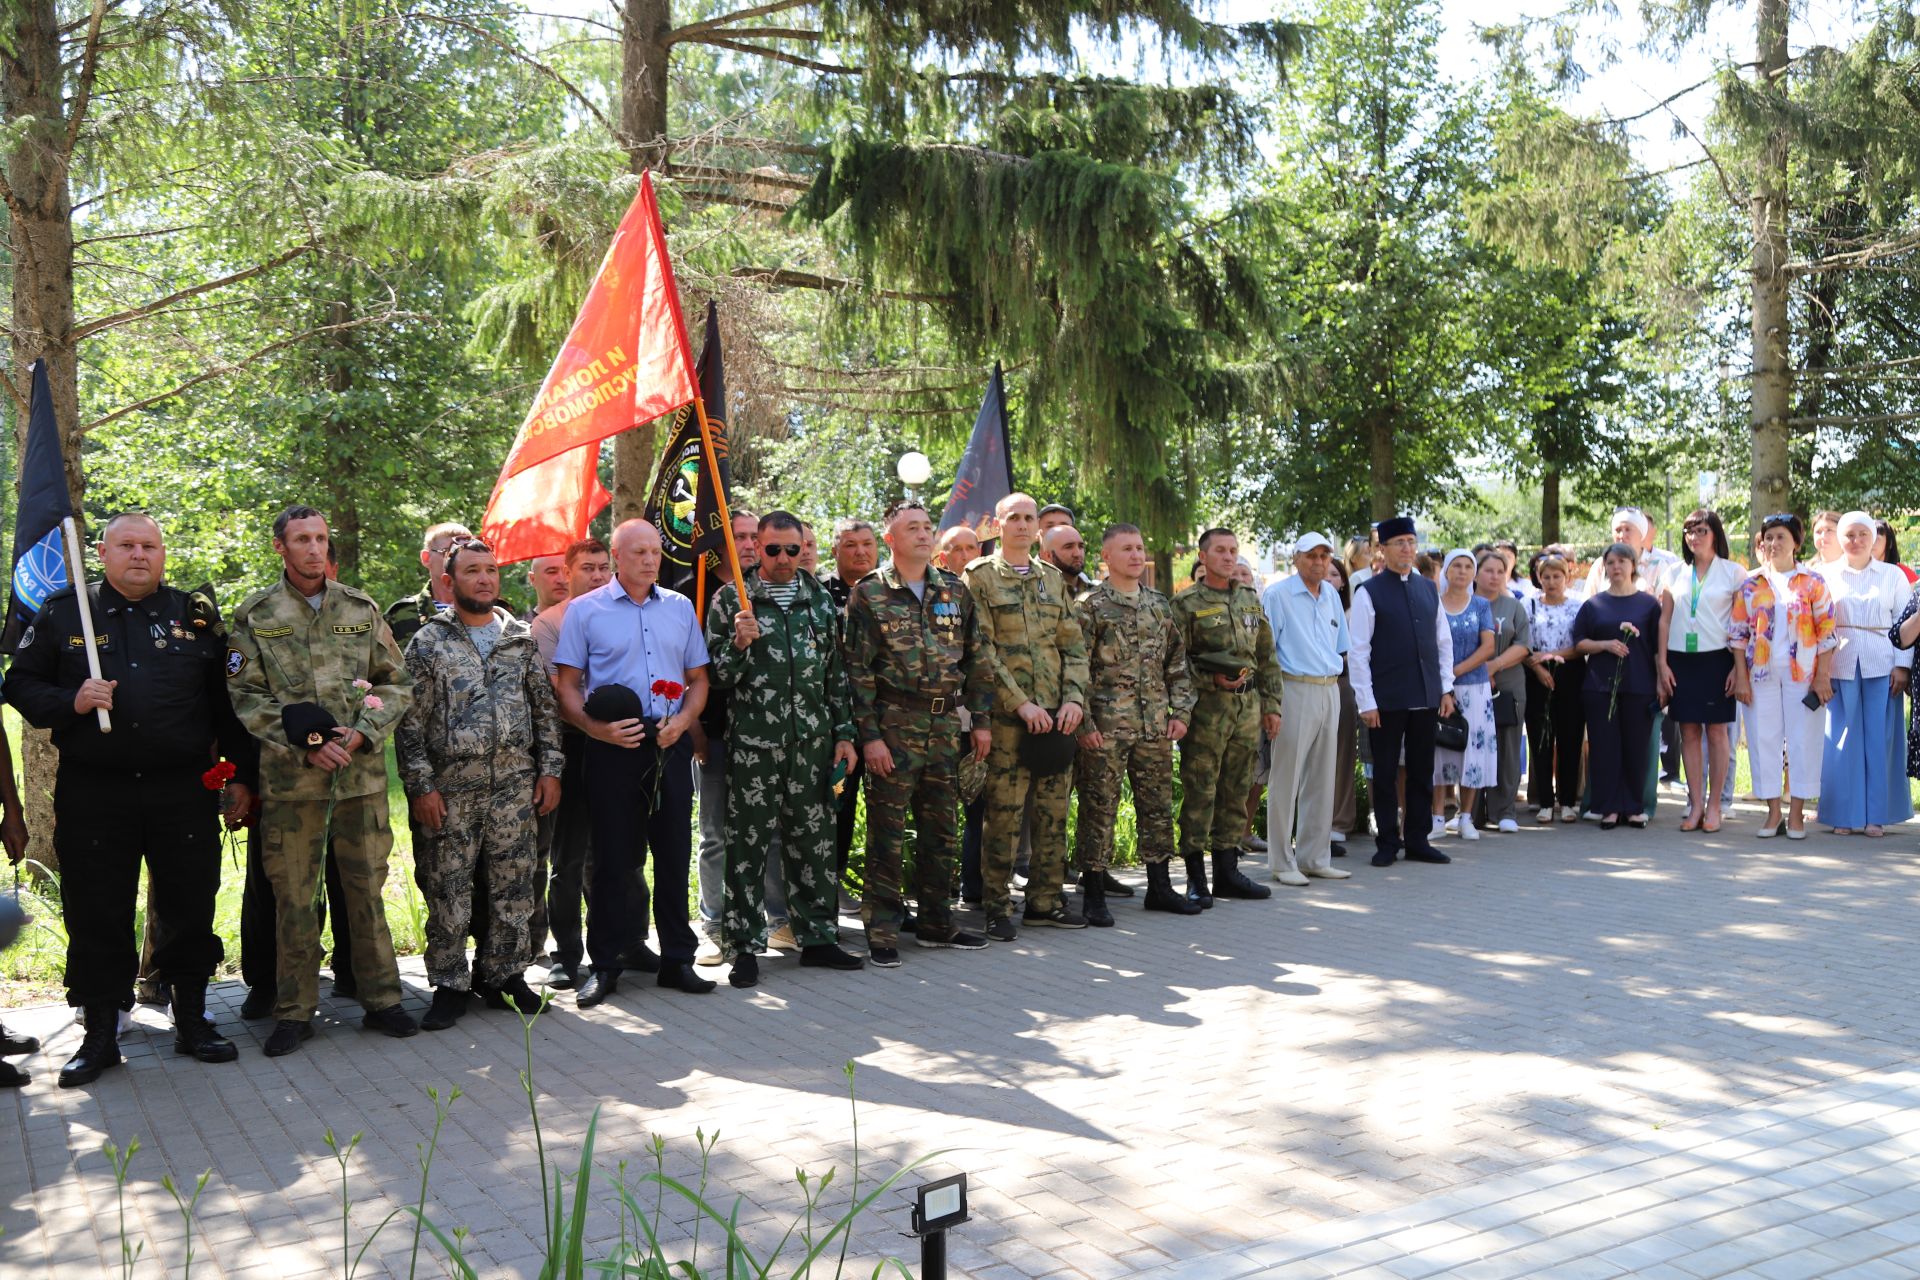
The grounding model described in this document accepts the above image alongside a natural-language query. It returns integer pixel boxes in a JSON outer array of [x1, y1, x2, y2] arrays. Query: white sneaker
[[1432, 815, 1449, 837], [1304, 866, 1352, 879], [1497, 818, 1519, 834], [1245, 834, 1270, 852], [1459, 821, 1481, 841], [1271, 868, 1309, 887], [1328, 831, 1347, 844], [694, 936, 725, 967], [1443, 815, 1460, 835]]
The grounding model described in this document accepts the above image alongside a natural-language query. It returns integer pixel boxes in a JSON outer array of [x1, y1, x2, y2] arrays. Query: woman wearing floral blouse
[[1730, 513, 1836, 839]]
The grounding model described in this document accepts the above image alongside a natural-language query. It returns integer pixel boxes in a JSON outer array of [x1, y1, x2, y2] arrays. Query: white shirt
[[1586, 546, 1680, 598], [1818, 558, 1913, 680], [1346, 572, 1457, 715], [1659, 556, 1743, 653]]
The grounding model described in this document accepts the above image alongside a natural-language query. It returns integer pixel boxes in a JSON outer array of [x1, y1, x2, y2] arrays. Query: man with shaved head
[[554, 518, 715, 1006]]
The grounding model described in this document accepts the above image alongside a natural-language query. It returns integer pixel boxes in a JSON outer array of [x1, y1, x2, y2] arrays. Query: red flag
[[483, 172, 697, 563]]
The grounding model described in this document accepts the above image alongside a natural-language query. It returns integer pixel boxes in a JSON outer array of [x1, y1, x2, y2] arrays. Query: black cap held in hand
[[282, 702, 340, 750], [1017, 727, 1078, 778], [584, 683, 645, 724]]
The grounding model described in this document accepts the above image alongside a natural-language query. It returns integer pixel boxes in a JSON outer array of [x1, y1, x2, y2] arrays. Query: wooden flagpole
[[691, 395, 750, 612]]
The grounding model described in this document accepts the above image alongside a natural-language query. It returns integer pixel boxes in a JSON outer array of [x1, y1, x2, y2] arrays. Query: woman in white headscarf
[[1816, 510, 1914, 835], [1431, 549, 1496, 839]]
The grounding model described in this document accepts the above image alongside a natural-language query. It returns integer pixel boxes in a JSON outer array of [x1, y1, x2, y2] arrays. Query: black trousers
[[834, 758, 865, 888], [958, 796, 985, 901], [1584, 690, 1654, 817], [241, 822, 354, 993], [1525, 662, 1587, 809], [57, 767, 222, 1008], [1367, 708, 1438, 860], [584, 737, 695, 969], [541, 731, 602, 970]]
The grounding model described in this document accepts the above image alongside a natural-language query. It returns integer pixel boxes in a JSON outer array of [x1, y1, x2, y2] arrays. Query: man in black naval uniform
[[4, 512, 256, 1086]]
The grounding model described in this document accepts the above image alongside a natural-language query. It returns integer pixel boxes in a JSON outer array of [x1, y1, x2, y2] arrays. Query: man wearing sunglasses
[[703, 511, 864, 987]]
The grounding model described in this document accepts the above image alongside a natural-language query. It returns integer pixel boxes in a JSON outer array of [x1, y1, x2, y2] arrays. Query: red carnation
[[202, 760, 237, 791], [651, 679, 669, 696], [660, 680, 685, 700]]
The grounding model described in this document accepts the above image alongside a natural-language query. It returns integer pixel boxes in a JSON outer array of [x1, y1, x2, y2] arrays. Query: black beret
[[282, 702, 340, 750], [1190, 650, 1254, 680], [1017, 728, 1077, 778], [584, 683, 645, 724]]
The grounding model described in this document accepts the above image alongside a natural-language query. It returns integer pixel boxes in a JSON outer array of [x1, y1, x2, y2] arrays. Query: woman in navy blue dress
[[1573, 543, 1666, 828]]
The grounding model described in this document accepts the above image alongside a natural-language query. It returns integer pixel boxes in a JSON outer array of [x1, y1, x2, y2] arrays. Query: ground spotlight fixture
[[911, 1172, 969, 1278]]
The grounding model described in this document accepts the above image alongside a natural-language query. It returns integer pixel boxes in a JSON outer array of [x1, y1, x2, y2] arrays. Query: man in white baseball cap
[[1259, 532, 1353, 885]]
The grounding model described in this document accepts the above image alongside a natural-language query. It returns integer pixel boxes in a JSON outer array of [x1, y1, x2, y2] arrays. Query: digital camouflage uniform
[[1073, 583, 1195, 872], [1171, 579, 1283, 855], [705, 571, 853, 960], [396, 610, 565, 992], [844, 563, 995, 947], [227, 578, 414, 1022], [961, 553, 1089, 922], [384, 585, 439, 649]]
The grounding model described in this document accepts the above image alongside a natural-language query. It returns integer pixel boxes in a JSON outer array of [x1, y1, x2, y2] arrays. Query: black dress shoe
[[1099, 869, 1136, 898], [575, 970, 620, 1007], [421, 987, 469, 1031], [1600, 817, 1620, 830], [617, 943, 661, 974], [657, 961, 717, 993], [58, 1005, 122, 1087], [799, 944, 866, 970], [729, 954, 759, 988], [262, 1019, 313, 1058], [1331, 843, 1348, 859], [1370, 850, 1397, 867], [362, 1004, 419, 1038], [1404, 846, 1452, 864], [238, 987, 275, 1020], [0, 1022, 40, 1056], [0, 1061, 27, 1088], [545, 961, 579, 990], [331, 975, 359, 1000]]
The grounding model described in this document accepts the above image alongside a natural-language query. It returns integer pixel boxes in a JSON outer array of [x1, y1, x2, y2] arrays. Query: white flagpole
[[59, 516, 110, 734]]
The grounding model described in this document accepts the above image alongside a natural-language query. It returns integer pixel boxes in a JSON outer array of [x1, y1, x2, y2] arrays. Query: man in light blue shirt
[[554, 519, 714, 1006], [1261, 533, 1353, 885]]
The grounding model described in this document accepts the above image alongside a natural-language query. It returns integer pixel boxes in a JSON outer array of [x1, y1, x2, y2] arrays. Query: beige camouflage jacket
[[962, 553, 1089, 720], [1074, 583, 1195, 739], [395, 609, 566, 796]]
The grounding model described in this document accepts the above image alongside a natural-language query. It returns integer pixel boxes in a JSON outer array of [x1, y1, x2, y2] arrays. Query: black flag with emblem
[[4, 360, 75, 650], [642, 301, 734, 610], [938, 362, 1013, 542]]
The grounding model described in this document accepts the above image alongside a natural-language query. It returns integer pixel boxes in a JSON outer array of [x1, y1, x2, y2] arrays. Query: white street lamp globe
[[897, 451, 932, 487]]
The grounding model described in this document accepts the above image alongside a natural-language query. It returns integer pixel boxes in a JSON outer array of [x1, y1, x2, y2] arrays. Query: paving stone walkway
[[3, 803, 1919, 1278]]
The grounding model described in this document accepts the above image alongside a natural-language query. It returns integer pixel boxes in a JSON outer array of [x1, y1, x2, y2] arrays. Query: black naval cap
[[584, 683, 646, 724], [282, 702, 341, 750], [1017, 727, 1078, 778]]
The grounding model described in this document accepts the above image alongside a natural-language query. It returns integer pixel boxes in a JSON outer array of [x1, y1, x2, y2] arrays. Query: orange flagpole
[[692, 394, 750, 611]]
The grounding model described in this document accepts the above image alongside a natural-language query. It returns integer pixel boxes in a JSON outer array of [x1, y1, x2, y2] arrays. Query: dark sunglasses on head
[[761, 544, 801, 558]]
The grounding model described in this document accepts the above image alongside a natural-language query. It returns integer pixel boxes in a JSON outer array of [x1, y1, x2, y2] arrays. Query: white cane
[[60, 516, 111, 734]]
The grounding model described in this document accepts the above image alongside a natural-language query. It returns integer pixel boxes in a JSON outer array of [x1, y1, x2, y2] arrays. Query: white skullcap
[[1839, 510, 1875, 536], [1442, 548, 1477, 575], [1612, 507, 1650, 537]]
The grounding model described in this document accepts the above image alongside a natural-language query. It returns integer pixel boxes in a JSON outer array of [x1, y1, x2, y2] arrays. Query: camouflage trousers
[[862, 705, 962, 947], [983, 718, 1071, 920], [261, 794, 403, 1022], [416, 768, 539, 990], [1075, 733, 1177, 873], [1178, 690, 1261, 855], [722, 734, 839, 959]]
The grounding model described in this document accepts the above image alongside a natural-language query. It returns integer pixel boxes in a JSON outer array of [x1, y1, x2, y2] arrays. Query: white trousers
[[1747, 671, 1823, 800], [1267, 680, 1340, 875]]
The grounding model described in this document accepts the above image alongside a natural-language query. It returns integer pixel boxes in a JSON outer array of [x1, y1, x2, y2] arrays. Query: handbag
[[1491, 688, 1521, 728], [1435, 709, 1470, 752]]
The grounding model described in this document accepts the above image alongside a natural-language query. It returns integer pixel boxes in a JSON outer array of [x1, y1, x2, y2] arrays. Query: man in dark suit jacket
[[1347, 516, 1457, 868]]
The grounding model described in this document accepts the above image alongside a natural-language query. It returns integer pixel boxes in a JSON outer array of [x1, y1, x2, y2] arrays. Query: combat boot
[[1079, 871, 1114, 928], [59, 1004, 123, 1088], [1143, 861, 1202, 915], [1183, 853, 1214, 910], [170, 981, 238, 1063], [1211, 849, 1273, 900]]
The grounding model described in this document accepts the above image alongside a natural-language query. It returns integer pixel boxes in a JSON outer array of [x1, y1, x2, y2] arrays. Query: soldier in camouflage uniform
[[704, 510, 865, 988], [845, 500, 995, 966], [1072, 524, 1202, 923], [384, 520, 470, 648], [397, 538, 565, 1030], [963, 492, 1091, 939], [227, 505, 418, 1056], [1172, 528, 1282, 905]]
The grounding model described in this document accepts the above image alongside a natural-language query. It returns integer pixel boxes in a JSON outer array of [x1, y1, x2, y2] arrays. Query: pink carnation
[[352, 678, 373, 691], [363, 694, 384, 711]]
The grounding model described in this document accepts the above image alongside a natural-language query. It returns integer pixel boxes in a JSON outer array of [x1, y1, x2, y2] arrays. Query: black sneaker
[[868, 946, 901, 968], [915, 927, 989, 950], [799, 943, 865, 971], [421, 987, 469, 1031], [485, 976, 545, 1014], [985, 917, 1017, 942], [1022, 902, 1088, 929], [362, 1004, 420, 1038], [263, 1019, 313, 1057], [729, 953, 760, 989]]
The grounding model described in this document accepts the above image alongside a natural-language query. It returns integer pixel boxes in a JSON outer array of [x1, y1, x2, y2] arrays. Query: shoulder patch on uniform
[[16, 625, 32, 651], [1192, 605, 1227, 618], [332, 622, 373, 635], [253, 624, 295, 639], [225, 648, 247, 677]]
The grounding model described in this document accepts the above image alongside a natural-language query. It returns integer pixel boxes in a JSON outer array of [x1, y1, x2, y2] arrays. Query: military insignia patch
[[332, 623, 372, 635], [16, 626, 32, 651], [254, 625, 294, 639], [225, 648, 247, 677]]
